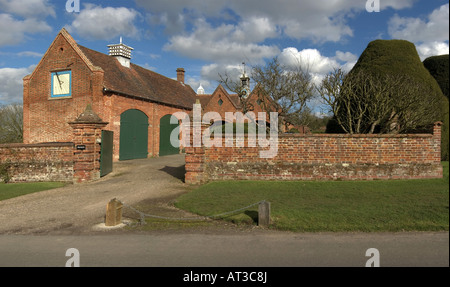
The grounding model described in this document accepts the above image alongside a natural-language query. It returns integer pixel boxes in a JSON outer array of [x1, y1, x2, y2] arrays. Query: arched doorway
[[159, 114, 180, 156], [119, 109, 149, 160]]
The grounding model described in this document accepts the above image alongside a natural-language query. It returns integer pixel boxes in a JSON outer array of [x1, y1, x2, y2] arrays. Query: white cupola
[[108, 37, 134, 68], [197, 83, 205, 95]]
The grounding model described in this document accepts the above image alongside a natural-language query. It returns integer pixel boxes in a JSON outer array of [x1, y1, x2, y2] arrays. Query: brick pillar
[[433, 121, 443, 162], [69, 104, 108, 184], [432, 121, 444, 178], [185, 115, 209, 185]]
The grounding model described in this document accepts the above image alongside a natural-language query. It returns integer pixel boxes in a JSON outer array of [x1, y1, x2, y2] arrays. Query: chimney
[[177, 68, 185, 84], [108, 37, 134, 68]]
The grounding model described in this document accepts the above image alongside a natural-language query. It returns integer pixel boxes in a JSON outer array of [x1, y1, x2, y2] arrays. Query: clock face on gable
[[241, 87, 250, 99], [51, 71, 71, 98]]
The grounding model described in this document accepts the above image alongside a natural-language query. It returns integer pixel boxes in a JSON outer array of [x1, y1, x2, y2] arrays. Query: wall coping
[[0, 142, 74, 148], [277, 133, 434, 138]]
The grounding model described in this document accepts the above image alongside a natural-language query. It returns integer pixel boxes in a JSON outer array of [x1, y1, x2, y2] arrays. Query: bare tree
[[0, 104, 23, 143], [251, 57, 315, 132]]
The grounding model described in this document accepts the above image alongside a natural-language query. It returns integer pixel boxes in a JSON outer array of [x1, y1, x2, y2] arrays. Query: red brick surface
[[0, 143, 74, 182], [185, 123, 443, 184]]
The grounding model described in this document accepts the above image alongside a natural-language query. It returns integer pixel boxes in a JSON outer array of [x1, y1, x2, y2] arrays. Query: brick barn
[[22, 28, 268, 162]]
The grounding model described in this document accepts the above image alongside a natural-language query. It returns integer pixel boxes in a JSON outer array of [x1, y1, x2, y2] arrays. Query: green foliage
[[337, 40, 448, 159], [0, 162, 11, 183], [423, 55, 449, 161], [349, 40, 446, 123], [423, 55, 449, 98], [0, 182, 66, 201], [325, 116, 345, 133], [352, 40, 423, 78]]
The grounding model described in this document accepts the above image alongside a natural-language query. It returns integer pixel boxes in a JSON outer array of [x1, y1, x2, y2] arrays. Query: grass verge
[[175, 162, 449, 232], [0, 182, 66, 201]]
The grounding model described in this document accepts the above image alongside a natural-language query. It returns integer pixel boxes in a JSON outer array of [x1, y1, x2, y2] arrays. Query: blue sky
[[0, 0, 449, 105]]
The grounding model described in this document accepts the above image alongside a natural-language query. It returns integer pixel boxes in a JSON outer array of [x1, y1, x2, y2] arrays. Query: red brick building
[[22, 28, 267, 161]]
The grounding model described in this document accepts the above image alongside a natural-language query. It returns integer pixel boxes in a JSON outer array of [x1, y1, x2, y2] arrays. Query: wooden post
[[258, 201, 271, 227], [105, 198, 123, 226]]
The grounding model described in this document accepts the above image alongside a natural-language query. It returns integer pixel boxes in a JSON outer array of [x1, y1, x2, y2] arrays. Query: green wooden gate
[[100, 130, 113, 177], [119, 109, 149, 161], [159, 114, 180, 156]]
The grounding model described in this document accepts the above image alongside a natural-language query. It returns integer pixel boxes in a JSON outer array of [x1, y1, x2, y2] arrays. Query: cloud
[[416, 41, 450, 60], [164, 18, 280, 63], [137, 0, 416, 42], [388, 3, 449, 59], [0, 0, 55, 18], [388, 3, 449, 43], [16, 51, 44, 57], [0, 65, 35, 104], [135, 0, 413, 94], [279, 47, 357, 75], [0, 13, 52, 46], [68, 4, 140, 41]]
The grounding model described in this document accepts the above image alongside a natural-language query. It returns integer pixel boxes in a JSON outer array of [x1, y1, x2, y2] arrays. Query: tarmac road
[[0, 232, 448, 267]]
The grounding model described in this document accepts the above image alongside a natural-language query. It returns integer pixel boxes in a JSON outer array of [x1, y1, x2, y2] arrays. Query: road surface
[[0, 232, 447, 267]]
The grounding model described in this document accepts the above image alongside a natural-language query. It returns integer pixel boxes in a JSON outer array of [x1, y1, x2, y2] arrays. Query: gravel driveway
[[0, 154, 189, 235]]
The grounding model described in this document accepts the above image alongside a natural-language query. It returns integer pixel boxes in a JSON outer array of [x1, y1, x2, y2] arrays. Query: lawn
[[175, 162, 449, 232], [0, 182, 66, 201]]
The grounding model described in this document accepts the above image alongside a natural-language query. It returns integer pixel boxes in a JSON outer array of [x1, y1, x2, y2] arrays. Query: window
[[218, 99, 223, 106], [51, 70, 72, 98]]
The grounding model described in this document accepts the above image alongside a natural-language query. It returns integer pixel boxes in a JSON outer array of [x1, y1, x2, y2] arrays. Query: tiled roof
[[77, 45, 197, 110], [196, 94, 213, 108]]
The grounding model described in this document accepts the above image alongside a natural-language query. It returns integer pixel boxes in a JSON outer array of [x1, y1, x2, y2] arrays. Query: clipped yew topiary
[[424, 54, 449, 160], [330, 39, 448, 159]]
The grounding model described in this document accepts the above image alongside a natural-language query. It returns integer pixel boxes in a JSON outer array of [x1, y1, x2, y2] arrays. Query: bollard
[[258, 201, 271, 227], [105, 198, 123, 226]]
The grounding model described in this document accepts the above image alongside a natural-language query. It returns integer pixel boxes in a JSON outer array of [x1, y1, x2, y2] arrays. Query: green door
[[159, 114, 179, 156], [100, 130, 113, 177], [119, 109, 148, 161]]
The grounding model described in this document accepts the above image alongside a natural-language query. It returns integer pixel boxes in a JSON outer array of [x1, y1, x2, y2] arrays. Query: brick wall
[[185, 122, 443, 184], [23, 32, 104, 144], [0, 143, 74, 183]]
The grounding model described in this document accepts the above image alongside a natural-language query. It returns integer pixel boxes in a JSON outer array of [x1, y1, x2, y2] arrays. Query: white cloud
[[0, 13, 52, 46], [164, 18, 280, 63], [68, 4, 140, 41], [0, 65, 35, 104], [0, 0, 55, 18], [388, 3, 449, 60], [416, 41, 450, 60], [0, 0, 54, 47], [137, 0, 416, 42], [135, 0, 413, 94], [388, 4, 449, 43], [16, 51, 44, 57], [278, 47, 357, 74]]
